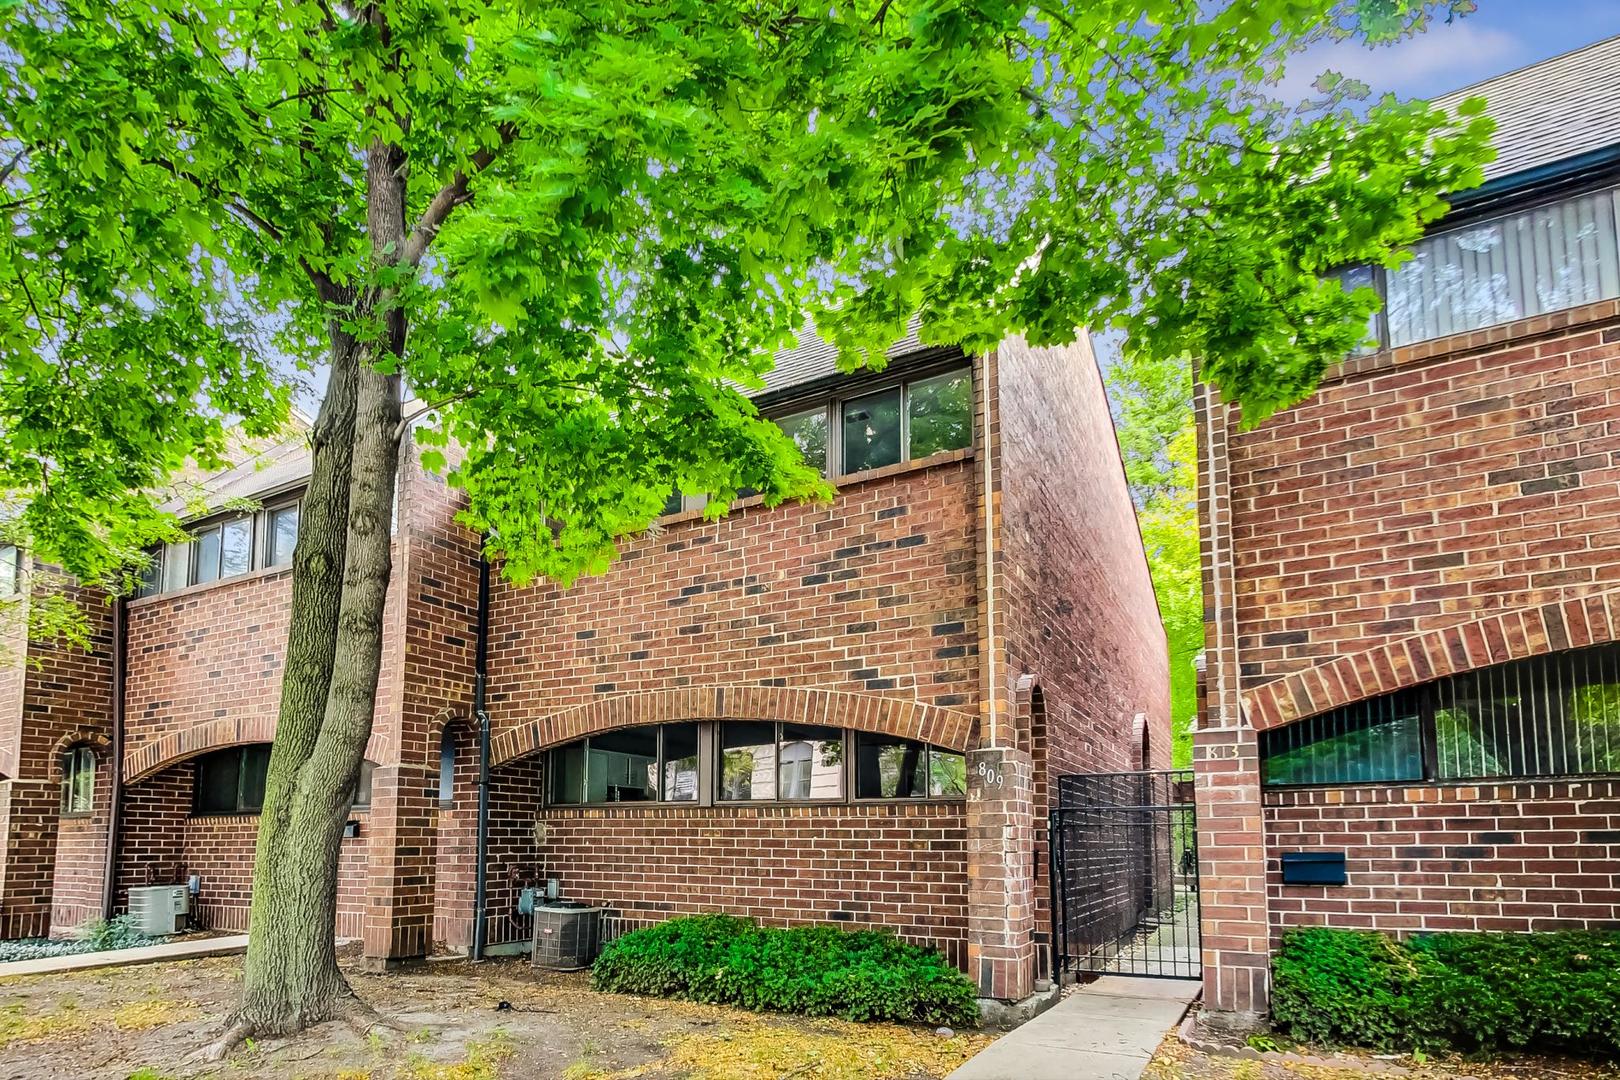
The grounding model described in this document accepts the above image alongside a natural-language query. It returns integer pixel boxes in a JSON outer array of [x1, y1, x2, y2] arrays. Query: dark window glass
[[662, 722, 699, 802], [136, 552, 161, 598], [662, 488, 686, 516], [856, 732, 928, 798], [351, 760, 375, 810], [906, 369, 973, 458], [269, 504, 300, 567], [778, 723, 842, 799], [589, 726, 658, 802], [438, 728, 456, 807], [841, 387, 902, 475], [195, 749, 246, 814], [776, 408, 829, 476], [0, 545, 17, 597], [239, 745, 271, 810], [549, 740, 587, 804], [1262, 693, 1425, 787], [60, 746, 95, 815], [719, 721, 777, 801]]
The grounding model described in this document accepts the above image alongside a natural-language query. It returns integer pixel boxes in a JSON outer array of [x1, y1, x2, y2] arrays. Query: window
[[351, 760, 376, 811], [60, 746, 96, 815], [547, 723, 697, 804], [719, 721, 842, 801], [438, 728, 456, 807], [267, 502, 300, 567], [0, 545, 18, 597], [191, 515, 252, 585], [853, 732, 967, 798], [194, 744, 272, 815], [1334, 184, 1620, 352], [776, 407, 829, 476], [1261, 642, 1620, 787], [841, 386, 904, 474], [838, 367, 973, 476]]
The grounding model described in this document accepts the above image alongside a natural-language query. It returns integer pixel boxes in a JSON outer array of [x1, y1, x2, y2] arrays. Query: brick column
[[1192, 382, 1270, 1025], [360, 763, 437, 967], [0, 779, 61, 939], [965, 746, 1036, 1001]]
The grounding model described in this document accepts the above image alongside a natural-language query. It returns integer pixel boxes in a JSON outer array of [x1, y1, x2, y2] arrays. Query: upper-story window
[[0, 545, 19, 597], [138, 495, 302, 599], [1337, 183, 1620, 352], [1261, 641, 1620, 787], [660, 364, 973, 517], [542, 720, 965, 806]]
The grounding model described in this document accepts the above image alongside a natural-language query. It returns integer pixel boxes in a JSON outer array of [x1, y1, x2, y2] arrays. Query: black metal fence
[[1050, 769, 1200, 979]]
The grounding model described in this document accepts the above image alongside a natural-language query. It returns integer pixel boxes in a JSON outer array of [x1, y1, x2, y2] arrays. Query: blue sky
[[1279, 1, 1620, 101]]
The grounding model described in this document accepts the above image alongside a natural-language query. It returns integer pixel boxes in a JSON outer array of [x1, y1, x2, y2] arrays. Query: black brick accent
[[932, 621, 966, 636]]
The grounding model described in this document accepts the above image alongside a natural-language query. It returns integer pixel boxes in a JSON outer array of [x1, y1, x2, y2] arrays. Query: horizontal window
[[138, 497, 302, 599], [1334, 184, 1620, 352], [194, 745, 272, 815], [541, 721, 964, 806], [1262, 642, 1620, 787]]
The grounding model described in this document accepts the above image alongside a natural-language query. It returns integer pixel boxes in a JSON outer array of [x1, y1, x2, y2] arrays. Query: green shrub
[[1271, 927, 1620, 1055], [79, 914, 148, 952], [590, 914, 979, 1028]]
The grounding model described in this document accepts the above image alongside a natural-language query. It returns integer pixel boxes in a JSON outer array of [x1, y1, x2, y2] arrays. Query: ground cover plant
[[591, 914, 980, 1028], [0, 915, 155, 965]]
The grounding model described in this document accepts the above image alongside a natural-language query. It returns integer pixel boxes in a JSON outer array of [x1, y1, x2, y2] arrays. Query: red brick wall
[[1225, 306, 1620, 693], [49, 755, 112, 935], [1266, 779, 1620, 938]]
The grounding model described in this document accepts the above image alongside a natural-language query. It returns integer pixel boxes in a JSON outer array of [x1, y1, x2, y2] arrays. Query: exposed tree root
[[194, 986, 402, 1063], [199, 1019, 255, 1063]]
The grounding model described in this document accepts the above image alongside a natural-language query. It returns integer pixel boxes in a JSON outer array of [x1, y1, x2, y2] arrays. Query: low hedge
[[590, 914, 979, 1028], [1271, 927, 1620, 1055]]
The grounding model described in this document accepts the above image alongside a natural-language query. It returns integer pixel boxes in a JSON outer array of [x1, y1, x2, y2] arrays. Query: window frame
[[539, 720, 967, 808], [60, 745, 96, 817], [546, 723, 701, 807], [135, 487, 306, 600], [191, 744, 273, 816]]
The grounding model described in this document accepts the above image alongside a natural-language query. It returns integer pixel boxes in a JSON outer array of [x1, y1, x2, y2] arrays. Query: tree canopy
[[2, 0, 1493, 593]]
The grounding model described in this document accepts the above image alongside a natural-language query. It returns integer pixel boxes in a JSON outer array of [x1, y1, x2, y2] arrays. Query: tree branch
[[399, 125, 515, 267]]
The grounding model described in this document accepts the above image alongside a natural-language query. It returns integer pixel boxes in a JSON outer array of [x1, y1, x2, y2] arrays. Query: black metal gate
[[1049, 769, 1200, 979]]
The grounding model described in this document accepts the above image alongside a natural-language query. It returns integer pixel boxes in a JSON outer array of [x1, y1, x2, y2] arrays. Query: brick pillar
[[965, 746, 1036, 1001], [0, 779, 61, 939], [361, 762, 437, 967], [1192, 382, 1270, 1025]]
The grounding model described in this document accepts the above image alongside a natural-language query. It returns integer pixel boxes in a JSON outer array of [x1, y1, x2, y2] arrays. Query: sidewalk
[[0, 933, 248, 978], [948, 977, 1198, 1080]]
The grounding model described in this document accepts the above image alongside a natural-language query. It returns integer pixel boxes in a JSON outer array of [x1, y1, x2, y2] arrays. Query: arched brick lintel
[[490, 685, 978, 767], [1245, 588, 1620, 732], [124, 718, 393, 785]]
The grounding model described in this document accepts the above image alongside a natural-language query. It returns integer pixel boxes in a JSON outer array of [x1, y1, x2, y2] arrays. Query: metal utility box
[[1280, 851, 1347, 886], [531, 902, 601, 971], [128, 884, 190, 936]]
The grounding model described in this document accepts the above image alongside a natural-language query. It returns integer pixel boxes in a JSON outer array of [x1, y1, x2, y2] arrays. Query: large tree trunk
[[219, 140, 411, 1048]]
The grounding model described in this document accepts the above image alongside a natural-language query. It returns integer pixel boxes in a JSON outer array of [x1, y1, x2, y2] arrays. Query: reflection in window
[[906, 369, 973, 458], [854, 732, 966, 798], [778, 723, 843, 799], [776, 408, 830, 476], [841, 387, 904, 474], [194, 744, 273, 814], [60, 746, 96, 815], [663, 723, 699, 802], [269, 503, 300, 567], [1262, 642, 1620, 786], [0, 545, 18, 597], [547, 723, 695, 804], [720, 720, 777, 801], [438, 728, 456, 807]]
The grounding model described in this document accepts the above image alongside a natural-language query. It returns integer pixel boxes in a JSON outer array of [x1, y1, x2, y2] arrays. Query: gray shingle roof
[[1432, 34, 1620, 184], [756, 315, 930, 398]]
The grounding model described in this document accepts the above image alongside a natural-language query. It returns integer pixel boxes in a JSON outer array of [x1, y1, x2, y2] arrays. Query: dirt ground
[[1145, 1028, 1620, 1080], [0, 953, 990, 1080]]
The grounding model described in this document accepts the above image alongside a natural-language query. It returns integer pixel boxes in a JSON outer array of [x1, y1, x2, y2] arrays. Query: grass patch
[[406, 1031, 514, 1080]]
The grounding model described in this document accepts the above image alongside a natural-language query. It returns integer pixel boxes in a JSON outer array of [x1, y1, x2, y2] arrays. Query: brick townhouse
[[1195, 36, 1620, 1024], [0, 327, 1167, 1004]]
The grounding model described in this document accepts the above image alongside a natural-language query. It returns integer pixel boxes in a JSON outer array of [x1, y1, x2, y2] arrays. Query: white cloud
[[1273, 23, 1523, 102]]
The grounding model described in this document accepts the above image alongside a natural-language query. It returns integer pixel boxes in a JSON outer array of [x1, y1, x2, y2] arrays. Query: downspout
[[100, 596, 127, 920], [470, 550, 492, 961]]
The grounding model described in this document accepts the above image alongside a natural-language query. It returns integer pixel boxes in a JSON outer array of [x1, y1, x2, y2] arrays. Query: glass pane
[[906, 369, 973, 458], [74, 749, 95, 812], [193, 528, 221, 585], [841, 387, 902, 475], [1327, 264, 1382, 354], [195, 752, 241, 814], [239, 745, 271, 812], [220, 517, 252, 578], [590, 726, 659, 803], [0, 546, 16, 596], [136, 551, 161, 598], [662, 488, 685, 517], [855, 731, 928, 798], [778, 723, 842, 799], [351, 761, 375, 809], [161, 541, 190, 593], [776, 408, 829, 476], [549, 741, 587, 804], [1386, 186, 1620, 348], [662, 722, 699, 802], [270, 505, 300, 567], [929, 749, 967, 796], [719, 721, 777, 801], [438, 729, 456, 806], [1261, 694, 1425, 787]]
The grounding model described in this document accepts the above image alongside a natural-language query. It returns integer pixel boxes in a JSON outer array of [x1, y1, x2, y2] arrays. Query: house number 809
[[976, 761, 1003, 788]]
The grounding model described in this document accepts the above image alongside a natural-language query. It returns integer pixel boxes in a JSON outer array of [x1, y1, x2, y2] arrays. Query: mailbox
[[1280, 850, 1346, 886]]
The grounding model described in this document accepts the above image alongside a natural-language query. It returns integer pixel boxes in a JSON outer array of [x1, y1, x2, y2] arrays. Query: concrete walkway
[[949, 977, 1199, 1080], [0, 933, 248, 978]]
